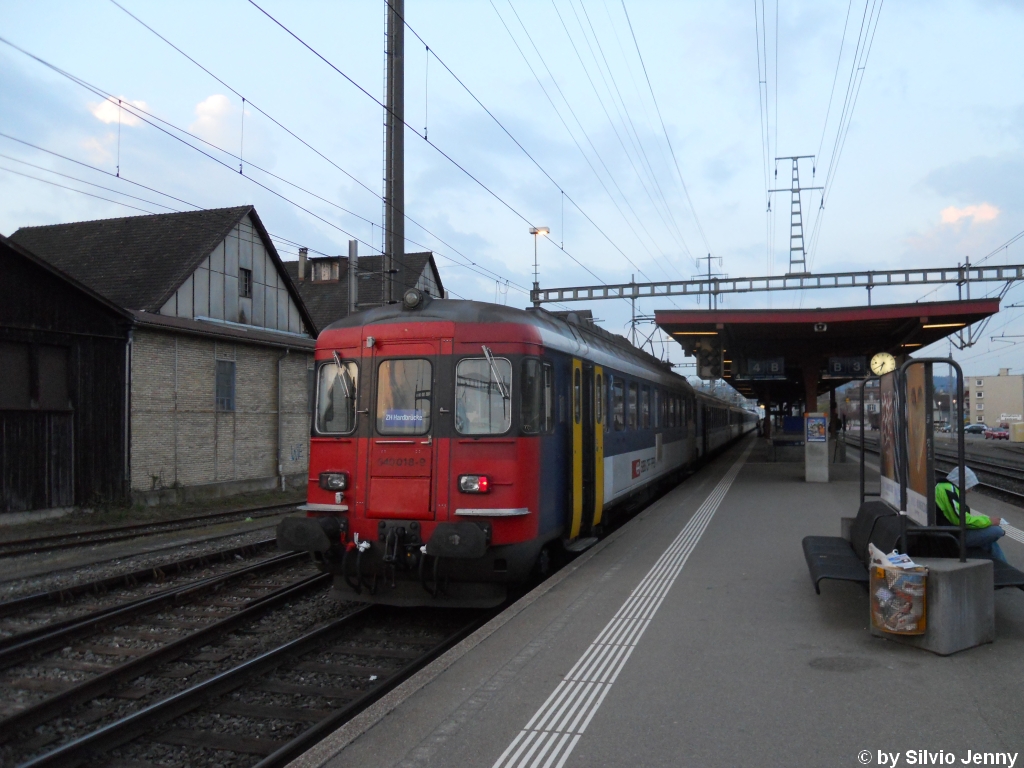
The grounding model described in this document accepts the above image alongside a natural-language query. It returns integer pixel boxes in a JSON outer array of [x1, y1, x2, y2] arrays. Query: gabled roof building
[[7, 206, 317, 509], [282, 250, 444, 333]]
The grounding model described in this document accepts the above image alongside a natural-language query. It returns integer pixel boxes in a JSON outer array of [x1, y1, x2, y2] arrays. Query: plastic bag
[[868, 544, 927, 635]]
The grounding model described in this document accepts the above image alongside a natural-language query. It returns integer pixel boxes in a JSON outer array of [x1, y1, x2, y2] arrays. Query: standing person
[[935, 467, 1008, 562]]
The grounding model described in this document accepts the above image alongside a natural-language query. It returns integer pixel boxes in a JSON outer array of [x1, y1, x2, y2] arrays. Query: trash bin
[[870, 564, 927, 635]]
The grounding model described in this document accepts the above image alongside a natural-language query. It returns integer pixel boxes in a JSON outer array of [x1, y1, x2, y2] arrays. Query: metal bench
[[803, 501, 1024, 594]]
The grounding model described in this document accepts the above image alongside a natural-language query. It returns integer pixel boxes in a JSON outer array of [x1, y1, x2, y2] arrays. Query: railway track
[[10, 604, 484, 768], [847, 435, 1024, 502], [0, 501, 297, 559], [0, 537, 277, 626], [0, 550, 329, 765]]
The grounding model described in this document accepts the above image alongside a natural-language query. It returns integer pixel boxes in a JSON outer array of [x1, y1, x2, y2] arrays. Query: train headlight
[[458, 474, 490, 493], [319, 472, 349, 491]]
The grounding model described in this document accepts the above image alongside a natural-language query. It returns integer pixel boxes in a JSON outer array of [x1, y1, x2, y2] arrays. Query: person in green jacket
[[935, 467, 1007, 562]]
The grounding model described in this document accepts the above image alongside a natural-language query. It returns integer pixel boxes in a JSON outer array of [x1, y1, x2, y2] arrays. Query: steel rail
[[17, 604, 374, 768], [0, 550, 300, 657], [531, 263, 1024, 304], [0, 571, 330, 742], [0, 502, 297, 558], [849, 436, 1024, 501], [0, 537, 276, 619]]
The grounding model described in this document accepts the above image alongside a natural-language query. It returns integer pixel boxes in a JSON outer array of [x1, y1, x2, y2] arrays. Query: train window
[[627, 383, 638, 430], [573, 368, 582, 424], [595, 373, 603, 424], [656, 390, 665, 429], [520, 359, 552, 434], [455, 358, 512, 435], [316, 359, 359, 434], [641, 386, 650, 429], [377, 359, 432, 435], [612, 377, 625, 431], [668, 396, 676, 428]]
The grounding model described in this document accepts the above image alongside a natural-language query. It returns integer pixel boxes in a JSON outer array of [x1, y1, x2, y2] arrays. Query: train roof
[[322, 298, 749, 409]]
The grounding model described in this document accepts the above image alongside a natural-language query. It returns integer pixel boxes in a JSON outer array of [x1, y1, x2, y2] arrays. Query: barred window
[[215, 360, 235, 411]]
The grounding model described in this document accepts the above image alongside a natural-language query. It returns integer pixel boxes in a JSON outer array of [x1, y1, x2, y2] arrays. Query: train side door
[[366, 342, 439, 520]]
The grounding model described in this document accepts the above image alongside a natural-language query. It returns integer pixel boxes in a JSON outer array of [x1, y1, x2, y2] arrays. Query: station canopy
[[655, 298, 1000, 405]]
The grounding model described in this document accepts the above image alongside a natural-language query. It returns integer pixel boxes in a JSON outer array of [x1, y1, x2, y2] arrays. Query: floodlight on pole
[[530, 226, 550, 308]]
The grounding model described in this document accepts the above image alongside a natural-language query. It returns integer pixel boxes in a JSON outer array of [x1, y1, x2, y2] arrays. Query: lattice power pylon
[[769, 155, 821, 275]]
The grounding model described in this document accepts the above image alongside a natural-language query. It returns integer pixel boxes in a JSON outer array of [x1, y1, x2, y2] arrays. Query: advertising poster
[[905, 364, 931, 525], [805, 415, 827, 443], [878, 372, 900, 509]]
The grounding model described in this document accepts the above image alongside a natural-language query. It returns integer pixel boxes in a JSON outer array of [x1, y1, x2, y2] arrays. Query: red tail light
[[458, 474, 490, 493]]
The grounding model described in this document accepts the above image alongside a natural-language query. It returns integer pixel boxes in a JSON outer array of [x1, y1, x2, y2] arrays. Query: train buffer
[[289, 436, 1024, 768]]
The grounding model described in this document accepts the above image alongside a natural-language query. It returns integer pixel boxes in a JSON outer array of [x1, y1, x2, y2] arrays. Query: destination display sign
[[734, 357, 786, 380], [823, 356, 868, 379]]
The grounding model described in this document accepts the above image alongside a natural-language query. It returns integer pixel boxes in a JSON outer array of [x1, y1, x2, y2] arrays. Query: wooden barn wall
[[0, 247, 130, 513]]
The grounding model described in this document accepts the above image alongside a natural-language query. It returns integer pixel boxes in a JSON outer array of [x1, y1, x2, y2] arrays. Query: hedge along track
[[0, 501, 298, 559], [0, 550, 330, 764], [17, 605, 487, 768]]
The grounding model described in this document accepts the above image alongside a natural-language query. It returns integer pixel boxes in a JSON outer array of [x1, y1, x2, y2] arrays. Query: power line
[[620, 0, 713, 259], [245, 0, 608, 290], [107, 1, 534, 299], [567, 0, 692, 263], [488, 0, 659, 291], [0, 42, 538, 306]]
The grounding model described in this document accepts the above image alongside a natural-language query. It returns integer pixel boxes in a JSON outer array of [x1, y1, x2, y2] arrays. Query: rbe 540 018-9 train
[[278, 290, 758, 607]]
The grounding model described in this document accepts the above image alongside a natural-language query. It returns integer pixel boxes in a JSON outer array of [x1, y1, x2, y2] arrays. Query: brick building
[[10, 206, 317, 505]]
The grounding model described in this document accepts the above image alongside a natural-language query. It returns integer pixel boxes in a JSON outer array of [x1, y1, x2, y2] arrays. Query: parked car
[[984, 427, 1010, 440], [964, 423, 988, 434]]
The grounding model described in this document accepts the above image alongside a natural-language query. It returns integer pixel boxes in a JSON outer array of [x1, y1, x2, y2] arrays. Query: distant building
[[283, 251, 444, 334], [968, 369, 1024, 425], [9, 206, 317, 507]]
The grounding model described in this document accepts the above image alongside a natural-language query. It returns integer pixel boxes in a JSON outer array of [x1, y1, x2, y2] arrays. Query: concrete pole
[[384, 0, 405, 306], [347, 239, 358, 316]]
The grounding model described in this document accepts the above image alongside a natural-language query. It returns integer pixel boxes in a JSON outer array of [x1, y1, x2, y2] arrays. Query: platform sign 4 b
[[734, 357, 785, 380]]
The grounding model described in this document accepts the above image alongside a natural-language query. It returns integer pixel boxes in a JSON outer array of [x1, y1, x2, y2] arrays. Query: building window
[[976, 379, 983, 386], [216, 360, 236, 411], [976, 391, 984, 399], [976, 403, 984, 411], [239, 268, 253, 298]]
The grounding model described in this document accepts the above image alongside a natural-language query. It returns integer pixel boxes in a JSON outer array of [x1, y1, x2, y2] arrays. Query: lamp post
[[530, 226, 549, 308]]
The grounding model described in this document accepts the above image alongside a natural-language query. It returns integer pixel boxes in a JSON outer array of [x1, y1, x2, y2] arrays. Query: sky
[[1, 0, 1023, 380]]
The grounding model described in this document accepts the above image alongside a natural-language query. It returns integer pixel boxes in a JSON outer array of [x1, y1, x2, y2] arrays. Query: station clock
[[869, 352, 897, 375]]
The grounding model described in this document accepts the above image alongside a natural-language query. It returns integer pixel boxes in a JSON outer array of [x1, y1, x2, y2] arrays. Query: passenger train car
[[278, 291, 758, 607]]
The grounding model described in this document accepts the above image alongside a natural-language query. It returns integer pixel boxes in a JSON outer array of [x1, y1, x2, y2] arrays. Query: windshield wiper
[[332, 351, 352, 399], [481, 346, 509, 400]]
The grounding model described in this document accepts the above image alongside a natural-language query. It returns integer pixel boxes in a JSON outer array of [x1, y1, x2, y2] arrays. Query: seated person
[[935, 467, 1007, 563]]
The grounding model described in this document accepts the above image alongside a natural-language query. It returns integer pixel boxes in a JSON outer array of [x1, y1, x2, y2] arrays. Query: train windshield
[[316, 359, 358, 434], [455, 358, 512, 435], [376, 359, 433, 435]]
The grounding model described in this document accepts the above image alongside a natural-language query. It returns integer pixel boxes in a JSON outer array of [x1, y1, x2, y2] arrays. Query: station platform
[[291, 437, 1024, 768]]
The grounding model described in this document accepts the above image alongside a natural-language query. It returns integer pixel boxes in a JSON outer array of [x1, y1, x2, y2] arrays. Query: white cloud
[[940, 203, 1000, 225], [189, 94, 236, 143], [89, 98, 147, 126]]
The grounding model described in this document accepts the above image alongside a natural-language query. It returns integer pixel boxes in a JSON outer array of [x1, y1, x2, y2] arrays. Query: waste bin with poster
[[868, 544, 927, 635]]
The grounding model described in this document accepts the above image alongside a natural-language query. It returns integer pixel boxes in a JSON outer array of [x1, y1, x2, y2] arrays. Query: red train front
[[278, 291, 548, 608]]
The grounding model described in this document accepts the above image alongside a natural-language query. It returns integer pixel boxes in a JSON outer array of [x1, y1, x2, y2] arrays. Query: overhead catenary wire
[[620, 0, 713, 260], [106, 0, 534, 300], [245, 0, 608, 289], [383, 0, 689, 290], [0, 40, 535, 305]]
